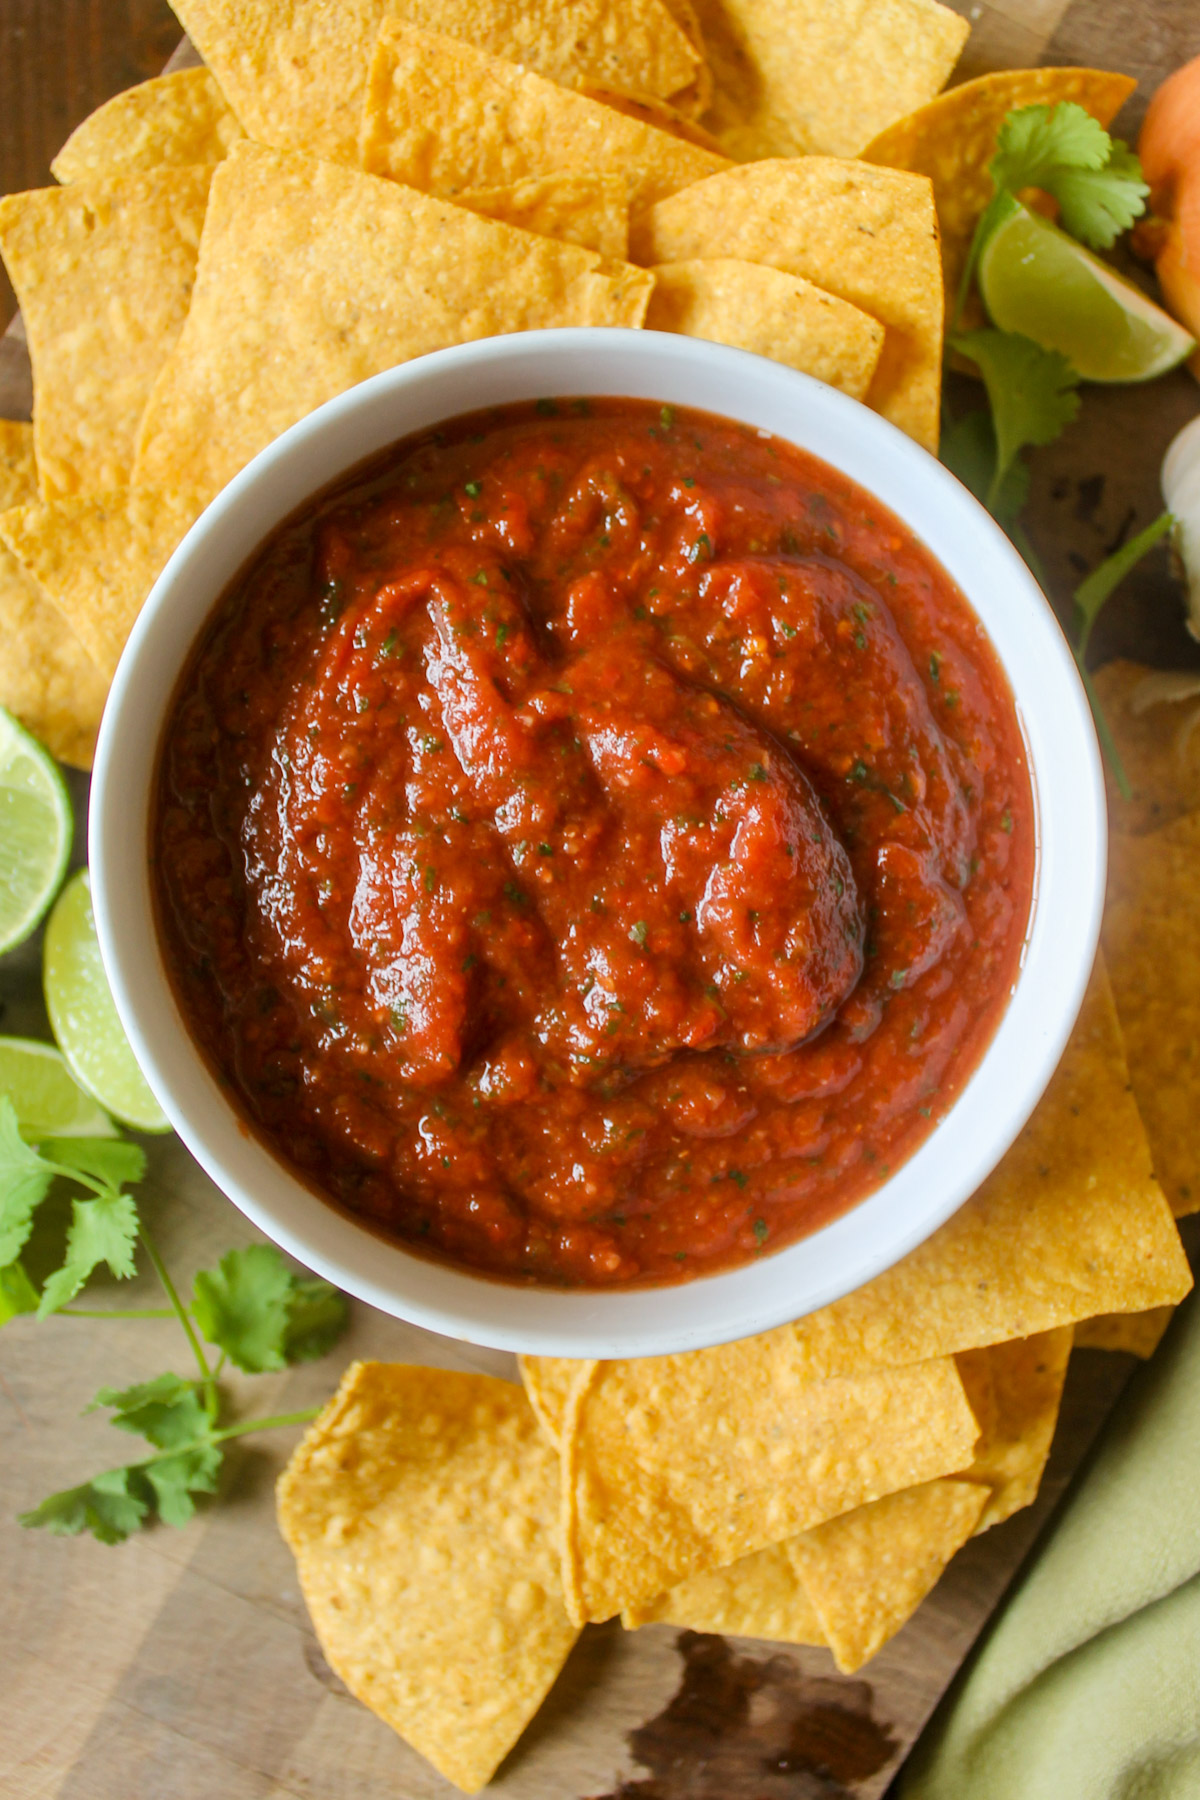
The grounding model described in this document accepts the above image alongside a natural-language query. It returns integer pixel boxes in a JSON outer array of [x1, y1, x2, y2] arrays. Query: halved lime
[[0, 707, 73, 954], [978, 196, 1196, 383], [0, 1036, 116, 1139], [43, 869, 170, 1133]]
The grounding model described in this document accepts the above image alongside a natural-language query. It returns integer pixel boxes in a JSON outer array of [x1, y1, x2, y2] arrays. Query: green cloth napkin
[[903, 1294, 1200, 1800]]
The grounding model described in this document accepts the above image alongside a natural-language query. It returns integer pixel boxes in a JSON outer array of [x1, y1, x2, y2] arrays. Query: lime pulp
[[978, 196, 1196, 383], [0, 707, 73, 955], [42, 869, 170, 1133], [0, 1036, 117, 1139]]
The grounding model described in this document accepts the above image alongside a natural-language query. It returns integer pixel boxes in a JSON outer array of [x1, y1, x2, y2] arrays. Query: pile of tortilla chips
[[0, 4, 1195, 1792], [1, 0, 1134, 759]]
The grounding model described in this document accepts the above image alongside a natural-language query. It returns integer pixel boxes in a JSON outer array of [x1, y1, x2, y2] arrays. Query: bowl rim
[[90, 327, 1106, 1358]]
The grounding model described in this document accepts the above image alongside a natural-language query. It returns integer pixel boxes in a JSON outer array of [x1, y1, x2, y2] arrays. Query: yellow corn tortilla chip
[[789, 1478, 987, 1672], [646, 258, 884, 399], [359, 24, 728, 222], [624, 1535, 828, 1645], [1075, 1307, 1175, 1358], [957, 1327, 1073, 1531], [0, 487, 205, 678], [399, 0, 702, 107], [774, 959, 1191, 1382], [1104, 810, 1200, 1217], [657, 0, 712, 115], [634, 159, 943, 451], [277, 1362, 578, 1796], [519, 1353, 591, 1451], [50, 69, 244, 184], [133, 143, 653, 505], [561, 1346, 978, 1624], [0, 421, 107, 768], [0, 167, 212, 498], [457, 174, 629, 259], [577, 87, 724, 150], [861, 68, 1136, 310], [1093, 659, 1200, 836], [690, 0, 968, 159]]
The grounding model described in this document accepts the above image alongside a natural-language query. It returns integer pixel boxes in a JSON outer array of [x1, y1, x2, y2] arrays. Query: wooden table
[[2, 2, 1199, 1796]]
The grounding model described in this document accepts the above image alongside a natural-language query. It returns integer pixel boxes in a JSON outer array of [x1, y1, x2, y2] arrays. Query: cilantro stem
[[210, 1408, 321, 1441], [63, 1306, 176, 1319], [138, 1225, 214, 1403], [1075, 657, 1133, 801]]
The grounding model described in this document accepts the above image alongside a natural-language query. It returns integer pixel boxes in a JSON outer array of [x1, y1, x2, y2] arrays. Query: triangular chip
[[1104, 810, 1200, 1216], [133, 142, 653, 505], [50, 68, 244, 183], [634, 159, 942, 450], [788, 1478, 987, 1672], [0, 167, 212, 497], [561, 1344, 978, 1623], [624, 1535, 828, 1645], [1075, 1307, 1175, 1357], [359, 24, 728, 222], [689, 0, 968, 159], [0, 421, 107, 767], [775, 958, 1190, 1381], [519, 1353, 591, 1451], [458, 174, 629, 258], [278, 1362, 578, 1795], [1092, 659, 1200, 836], [646, 258, 885, 398], [957, 1327, 1073, 1531], [0, 487, 205, 677], [861, 67, 1136, 308]]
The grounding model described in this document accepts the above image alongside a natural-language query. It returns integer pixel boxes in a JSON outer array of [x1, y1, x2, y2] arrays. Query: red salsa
[[154, 399, 1034, 1287]]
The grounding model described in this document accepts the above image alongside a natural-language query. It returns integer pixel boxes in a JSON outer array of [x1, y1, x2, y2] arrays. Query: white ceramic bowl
[[91, 329, 1105, 1358]]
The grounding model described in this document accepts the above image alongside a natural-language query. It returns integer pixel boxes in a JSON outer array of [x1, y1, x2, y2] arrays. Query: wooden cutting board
[[2, 1, 1200, 1794]]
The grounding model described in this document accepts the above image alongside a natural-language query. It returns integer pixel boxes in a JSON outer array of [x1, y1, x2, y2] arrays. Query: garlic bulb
[[1162, 413, 1200, 640]]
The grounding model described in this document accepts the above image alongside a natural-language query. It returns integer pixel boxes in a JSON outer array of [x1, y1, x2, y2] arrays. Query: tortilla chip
[[277, 1362, 578, 1795], [519, 1354, 591, 1451], [133, 143, 653, 505], [359, 24, 728, 222], [957, 1328, 1073, 1531], [690, 0, 967, 160], [0, 167, 212, 498], [634, 159, 942, 450], [0, 422, 106, 768], [624, 1536, 828, 1644], [50, 69, 244, 184], [0, 487, 205, 678], [1075, 1307, 1175, 1357], [1104, 810, 1200, 1217], [861, 68, 1136, 309], [775, 959, 1191, 1382], [789, 1478, 986, 1672], [399, 0, 702, 107], [1093, 659, 1200, 836], [458, 174, 629, 259], [561, 1346, 978, 1624], [646, 258, 885, 399], [577, 87, 724, 150]]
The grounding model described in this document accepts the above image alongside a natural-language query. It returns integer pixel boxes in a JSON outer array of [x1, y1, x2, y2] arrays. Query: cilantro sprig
[[0, 1095, 348, 1543]]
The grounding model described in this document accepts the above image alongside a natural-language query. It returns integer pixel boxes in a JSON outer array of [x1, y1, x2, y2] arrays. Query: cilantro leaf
[[0, 1096, 54, 1266], [1050, 140, 1150, 250], [0, 1259, 39, 1324], [283, 1276, 350, 1364], [990, 101, 1110, 193], [141, 1443, 223, 1528], [949, 330, 1080, 510], [940, 410, 1031, 527], [93, 1372, 209, 1449], [192, 1244, 293, 1372], [20, 1466, 151, 1545], [42, 1138, 147, 1190], [37, 1191, 140, 1318]]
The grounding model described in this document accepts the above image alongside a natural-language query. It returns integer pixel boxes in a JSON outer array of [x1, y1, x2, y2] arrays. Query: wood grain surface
[[2, 3, 1199, 1797]]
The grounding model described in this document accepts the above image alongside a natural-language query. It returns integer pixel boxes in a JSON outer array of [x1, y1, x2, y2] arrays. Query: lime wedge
[[0, 707, 73, 954], [978, 197, 1196, 383], [0, 1035, 116, 1139], [43, 869, 170, 1133]]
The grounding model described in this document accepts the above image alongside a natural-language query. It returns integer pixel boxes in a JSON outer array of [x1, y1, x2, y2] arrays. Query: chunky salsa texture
[[155, 399, 1034, 1287]]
